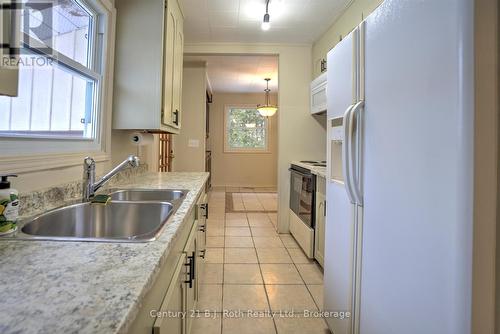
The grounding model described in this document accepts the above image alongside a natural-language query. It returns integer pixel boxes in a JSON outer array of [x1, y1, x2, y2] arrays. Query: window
[[0, 0, 103, 139], [224, 105, 269, 153]]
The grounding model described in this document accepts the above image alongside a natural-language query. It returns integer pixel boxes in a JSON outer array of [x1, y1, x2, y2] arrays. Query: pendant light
[[261, 0, 271, 30], [257, 78, 278, 117]]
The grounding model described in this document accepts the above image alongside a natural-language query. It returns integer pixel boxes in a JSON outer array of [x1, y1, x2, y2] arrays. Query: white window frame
[[223, 104, 271, 154], [0, 0, 115, 173]]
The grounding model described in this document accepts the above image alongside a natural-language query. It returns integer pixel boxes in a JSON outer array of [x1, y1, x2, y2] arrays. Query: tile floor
[[229, 191, 278, 212], [193, 187, 329, 334]]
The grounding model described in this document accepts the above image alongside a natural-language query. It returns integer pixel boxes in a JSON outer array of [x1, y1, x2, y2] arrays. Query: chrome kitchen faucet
[[83, 155, 140, 201]]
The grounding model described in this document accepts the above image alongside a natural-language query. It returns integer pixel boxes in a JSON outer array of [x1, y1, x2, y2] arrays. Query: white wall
[[210, 92, 278, 188], [185, 43, 326, 233], [172, 63, 207, 172]]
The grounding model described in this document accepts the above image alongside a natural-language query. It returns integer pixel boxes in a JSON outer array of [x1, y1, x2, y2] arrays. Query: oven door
[[289, 166, 315, 228]]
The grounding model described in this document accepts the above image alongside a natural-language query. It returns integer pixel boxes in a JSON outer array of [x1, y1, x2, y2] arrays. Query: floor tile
[[207, 218, 225, 226], [307, 285, 324, 310], [251, 227, 278, 237], [225, 219, 249, 227], [296, 264, 323, 284], [222, 315, 276, 334], [226, 212, 247, 220], [225, 236, 254, 248], [211, 206, 226, 215], [253, 236, 284, 248], [286, 248, 314, 264], [247, 213, 271, 223], [279, 234, 300, 248], [191, 313, 222, 334], [268, 213, 278, 224], [205, 248, 224, 263], [243, 201, 265, 211], [207, 227, 225, 237], [207, 236, 225, 248], [274, 316, 329, 334], [248, 220, 275, 228], [260, 264, 303, 284], [256, 248, 293, 264], [224, 248, 258, 264], [197, 284, 223, 311], [224, 264, 263, 284], [200, 264, 223, 284], [266, 284, 318, 312], [208, 213, 226, 221], [223, 284, 269, 311], [225, 227, 251, 237]]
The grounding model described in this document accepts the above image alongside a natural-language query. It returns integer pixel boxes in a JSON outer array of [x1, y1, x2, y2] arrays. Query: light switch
[[188, 139, 200, 148]]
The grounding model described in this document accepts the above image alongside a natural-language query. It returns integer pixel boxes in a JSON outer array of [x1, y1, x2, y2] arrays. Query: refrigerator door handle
[[349, 100, 365, 205], [342, 104, 356, 204]]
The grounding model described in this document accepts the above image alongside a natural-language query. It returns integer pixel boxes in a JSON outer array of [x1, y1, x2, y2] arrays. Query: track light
[[261, 0, 271, 31]]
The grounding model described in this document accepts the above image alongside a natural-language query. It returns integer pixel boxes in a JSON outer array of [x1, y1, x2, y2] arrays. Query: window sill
[[0, 151, 111, 173]]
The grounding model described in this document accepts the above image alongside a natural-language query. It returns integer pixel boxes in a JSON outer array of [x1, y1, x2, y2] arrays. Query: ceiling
[[180, 0, 351, 44], [184, 55, 278, 93]]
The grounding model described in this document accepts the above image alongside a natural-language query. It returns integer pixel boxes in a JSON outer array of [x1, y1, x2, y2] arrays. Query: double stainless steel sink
[[9, 189, 188, 243]]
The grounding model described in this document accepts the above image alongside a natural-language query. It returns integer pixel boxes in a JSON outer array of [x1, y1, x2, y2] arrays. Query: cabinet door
[[314, 192, 326, 267], [162, 0, 176, 127], [184, 221, 197, 334], [196, 196, 208, 300], [171, 3, 183, 129], [0, 0, 19, 97], [153, 253, 187, 334]]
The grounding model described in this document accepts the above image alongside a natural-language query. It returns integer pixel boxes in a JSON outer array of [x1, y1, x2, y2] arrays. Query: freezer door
[[327, 31, 356, 119], [325, 27, 359, 334], [360, 0, 474, 333]]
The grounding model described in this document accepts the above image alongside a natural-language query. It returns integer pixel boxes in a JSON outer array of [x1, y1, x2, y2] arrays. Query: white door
[[360, 0, 474, 333], [325, 28, 358, 334]]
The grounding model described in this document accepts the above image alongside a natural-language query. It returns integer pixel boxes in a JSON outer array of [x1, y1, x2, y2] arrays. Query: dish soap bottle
[[0, 174, 18, 235]]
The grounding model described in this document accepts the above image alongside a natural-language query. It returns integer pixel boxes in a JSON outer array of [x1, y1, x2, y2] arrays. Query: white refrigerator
[[324, 0, 474, 334]]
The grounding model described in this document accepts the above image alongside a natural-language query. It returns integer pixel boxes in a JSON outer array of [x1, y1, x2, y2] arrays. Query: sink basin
[[20, 201, 174, 242], [108, 189, 187, 202]]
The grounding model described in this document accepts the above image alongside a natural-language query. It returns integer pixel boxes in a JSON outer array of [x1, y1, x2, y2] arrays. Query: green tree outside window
[[226, 107, 268, 150]]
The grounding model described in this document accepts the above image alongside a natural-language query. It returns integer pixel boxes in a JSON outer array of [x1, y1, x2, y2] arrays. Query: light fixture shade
[[258, 77, 278, 117], [258, 105, 278, 117]]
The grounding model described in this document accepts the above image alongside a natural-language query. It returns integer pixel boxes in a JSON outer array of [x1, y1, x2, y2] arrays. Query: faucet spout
[[82, 155, 140, 201]]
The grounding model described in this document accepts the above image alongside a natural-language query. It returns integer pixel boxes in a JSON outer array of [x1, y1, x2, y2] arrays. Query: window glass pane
[[21, 0, 92, 67], [0, 57, 96, 138], [226, 108, 268, 150]]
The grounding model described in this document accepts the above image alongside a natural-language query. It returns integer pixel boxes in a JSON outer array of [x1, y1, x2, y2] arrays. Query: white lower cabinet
[[184, 221, 198, 334], [153, 253, 186, 334], [314, 176, 326, 267], [128, 190, 207, 334], [152, 219, 198, 334], [195, 193, 208, 301]]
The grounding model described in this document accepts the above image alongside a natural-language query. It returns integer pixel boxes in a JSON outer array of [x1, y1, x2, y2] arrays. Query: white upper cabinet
[[310, 72, 327, 114], [113, 0, 184, 133], [0, 1, 20, 97]]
